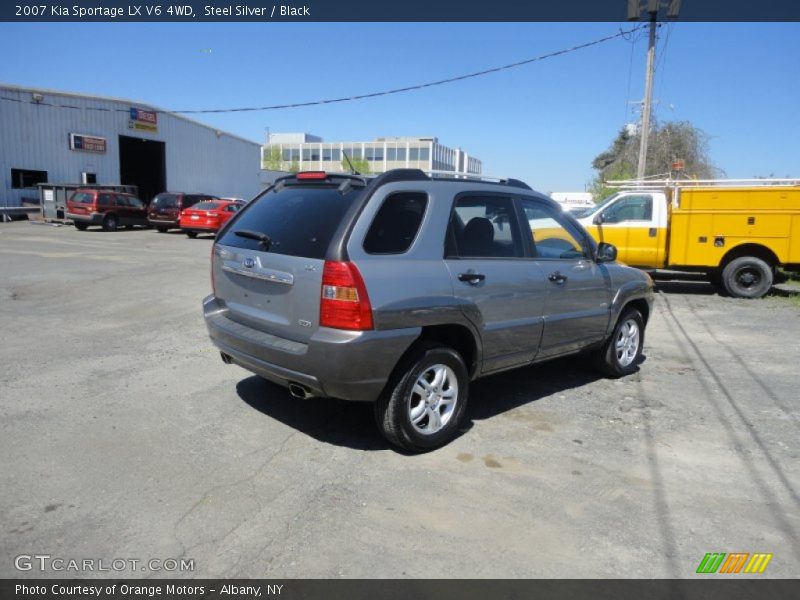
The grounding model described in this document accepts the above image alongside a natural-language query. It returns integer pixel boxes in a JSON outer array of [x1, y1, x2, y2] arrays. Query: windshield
[[574, 193, 620, 218]]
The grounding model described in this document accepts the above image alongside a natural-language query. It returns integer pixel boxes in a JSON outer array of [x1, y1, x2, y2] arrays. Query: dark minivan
[[148, 192, 220, 232], [66, 189, 148, 231]]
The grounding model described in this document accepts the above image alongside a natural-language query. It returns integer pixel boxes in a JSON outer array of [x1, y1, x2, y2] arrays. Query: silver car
[[204, 169, 653, 452]]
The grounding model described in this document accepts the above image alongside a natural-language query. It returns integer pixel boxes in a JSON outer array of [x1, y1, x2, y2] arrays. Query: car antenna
[[341, 149, 360, 175]]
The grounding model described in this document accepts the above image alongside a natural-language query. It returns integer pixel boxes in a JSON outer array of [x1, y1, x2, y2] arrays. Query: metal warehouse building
[[0, 84, 263, 213]]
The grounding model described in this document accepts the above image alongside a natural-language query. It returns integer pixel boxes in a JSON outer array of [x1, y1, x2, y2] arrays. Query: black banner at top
[[2, 0, 800, 22]]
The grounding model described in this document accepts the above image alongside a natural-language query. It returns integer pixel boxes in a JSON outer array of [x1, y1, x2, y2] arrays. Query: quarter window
[[363, 192, 427, 254]]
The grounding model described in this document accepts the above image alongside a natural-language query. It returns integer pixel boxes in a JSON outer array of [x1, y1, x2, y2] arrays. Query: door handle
[[548, 271, 567, 284], [458, 272, 486, 284]]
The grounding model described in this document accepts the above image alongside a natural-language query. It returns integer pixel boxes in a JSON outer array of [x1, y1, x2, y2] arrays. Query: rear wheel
[[593, 308, 644, 378], [722, 256, 773, 299], [73, 222, 88, 231], [375, 344, 468, 453], [101, 214, 118, 232], [186, 231, 198, 238], [156, 226, 168, 233]]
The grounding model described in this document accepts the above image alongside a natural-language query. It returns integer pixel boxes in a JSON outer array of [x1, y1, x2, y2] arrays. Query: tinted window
[[182, 195, 212, 208], [113, 195, 127, 207], [97, 194, 112, 208], [364, 192, 427, 254], [128, 197, 144, 209], [152, 193, 179, 209], [71, 192, 94, 204], [217, 185, 361, 259], [448, 196, 523, 258], [520, 199, 587, 260]]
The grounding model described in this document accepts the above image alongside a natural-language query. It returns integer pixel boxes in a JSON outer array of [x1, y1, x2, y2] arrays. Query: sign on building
[[129, 107, 158, 133], [69, 133, 107, 153]]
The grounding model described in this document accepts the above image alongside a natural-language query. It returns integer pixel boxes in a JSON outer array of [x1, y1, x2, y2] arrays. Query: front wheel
[[73, 222, 88, 231], [721, 256, 773, 299], [375, 344, 469, 452], [186, 231, 198, 238], [593, 308, 645, 378], [101, 214, 118, 232]]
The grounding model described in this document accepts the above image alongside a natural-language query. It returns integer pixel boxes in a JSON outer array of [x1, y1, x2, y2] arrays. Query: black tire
[[186, 231, 198, 238], [73, 222, 88, 231], [374, 344, 469, 453], [101, 214, 118, 232], [156, 226, 168, 233], [592, 308, 645, 378], [721, 256, 773, 299]]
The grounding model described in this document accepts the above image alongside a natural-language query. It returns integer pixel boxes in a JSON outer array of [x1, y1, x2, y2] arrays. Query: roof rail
[[424, 169, 532, 190], [605, 177, 800, 189]]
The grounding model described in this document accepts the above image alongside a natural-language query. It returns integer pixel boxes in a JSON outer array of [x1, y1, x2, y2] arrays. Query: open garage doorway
[[118, 135, 166, 204]]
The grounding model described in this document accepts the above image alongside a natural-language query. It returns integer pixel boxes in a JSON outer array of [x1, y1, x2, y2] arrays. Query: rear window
[[183, 194, 216, 208], [364, 192, 427, 254], [217, 185, 360, 259], [152, 193, 179, 209], [71, 192, 95, 204], [193, 201, 221, 211]]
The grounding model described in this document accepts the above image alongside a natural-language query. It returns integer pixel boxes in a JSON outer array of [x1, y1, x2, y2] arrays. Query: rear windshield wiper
[[235, 229, 272, 250]]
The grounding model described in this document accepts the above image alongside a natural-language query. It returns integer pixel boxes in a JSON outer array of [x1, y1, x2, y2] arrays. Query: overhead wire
[[0, 25, 645, 115]]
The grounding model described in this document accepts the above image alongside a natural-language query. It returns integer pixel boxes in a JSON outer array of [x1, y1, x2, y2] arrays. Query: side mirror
[[592, 212, 604, 225], [596, 242, 617, 263]]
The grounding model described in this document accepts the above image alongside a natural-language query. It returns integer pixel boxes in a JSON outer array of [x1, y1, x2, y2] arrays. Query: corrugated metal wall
[[0, 86, 264, 207]]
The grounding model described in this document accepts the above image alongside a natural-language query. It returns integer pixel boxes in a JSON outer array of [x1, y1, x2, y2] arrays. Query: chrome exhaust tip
[[288, 383, 313, 399]]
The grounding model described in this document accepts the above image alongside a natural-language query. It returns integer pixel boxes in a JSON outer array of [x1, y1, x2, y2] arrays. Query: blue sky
[[1, 22, 798, 192]]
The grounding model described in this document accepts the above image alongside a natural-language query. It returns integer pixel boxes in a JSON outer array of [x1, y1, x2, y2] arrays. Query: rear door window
[[217, 185, 361, 259], [363, 192, 427, 254], [447, 196, 524, 258]]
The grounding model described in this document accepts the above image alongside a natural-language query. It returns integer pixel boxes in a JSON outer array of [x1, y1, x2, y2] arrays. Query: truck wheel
[[101, 214, 118, 232], [593, 308, 644, 378], [375, 344, 469, 453], [73, 222, 88, 231], [722, 256, 773, 299]]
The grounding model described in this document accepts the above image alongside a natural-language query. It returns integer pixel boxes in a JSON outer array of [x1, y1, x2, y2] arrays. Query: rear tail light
[[296, 171, 327, 180], [320, 261, 373, 330], [206, 211, 219, 217]]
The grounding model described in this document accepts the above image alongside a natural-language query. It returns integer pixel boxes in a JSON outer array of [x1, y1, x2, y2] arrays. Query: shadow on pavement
[[235, 354, 621, 452]]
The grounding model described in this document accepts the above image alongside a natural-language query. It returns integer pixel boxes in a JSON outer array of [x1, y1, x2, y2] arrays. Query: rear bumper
[[182, 224, 219, 233], [67, 212, 103, 225], [203, 295, 419, 402], [148, 218, 178, 227]]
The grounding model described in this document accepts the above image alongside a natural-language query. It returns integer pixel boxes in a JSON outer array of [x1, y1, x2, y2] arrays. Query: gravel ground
[[1, 222, 798, 578]]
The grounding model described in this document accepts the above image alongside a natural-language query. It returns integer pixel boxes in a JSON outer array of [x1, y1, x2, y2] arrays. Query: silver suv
[[204, 170, 653, 452]]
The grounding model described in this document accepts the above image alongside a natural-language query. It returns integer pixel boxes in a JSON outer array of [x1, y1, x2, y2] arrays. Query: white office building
[[262, 133, 482, 175]]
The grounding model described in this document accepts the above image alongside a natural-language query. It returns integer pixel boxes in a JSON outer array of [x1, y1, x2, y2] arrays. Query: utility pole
[[628, 0, 681, 179]]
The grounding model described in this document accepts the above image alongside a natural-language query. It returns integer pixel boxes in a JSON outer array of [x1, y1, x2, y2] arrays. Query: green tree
[[263, 147, 283, 170], [589, 120, 722, 201], [289, 161, 300, 173]]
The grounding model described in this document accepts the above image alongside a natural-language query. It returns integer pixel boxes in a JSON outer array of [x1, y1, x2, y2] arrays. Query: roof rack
[[424, 170, 532, 190], [605, 177, 800, 189]]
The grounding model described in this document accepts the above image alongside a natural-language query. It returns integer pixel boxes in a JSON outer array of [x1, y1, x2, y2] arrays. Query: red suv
[[148, 192, 219, 232], [66, 189, 148, 231], [179, 199, 244, 238]]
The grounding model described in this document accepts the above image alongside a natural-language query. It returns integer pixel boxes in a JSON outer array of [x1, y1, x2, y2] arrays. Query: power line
[[1, 26, 644, 116]]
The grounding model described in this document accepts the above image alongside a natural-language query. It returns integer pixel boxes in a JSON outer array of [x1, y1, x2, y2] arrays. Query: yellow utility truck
[[575, 179, 800, 298]]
